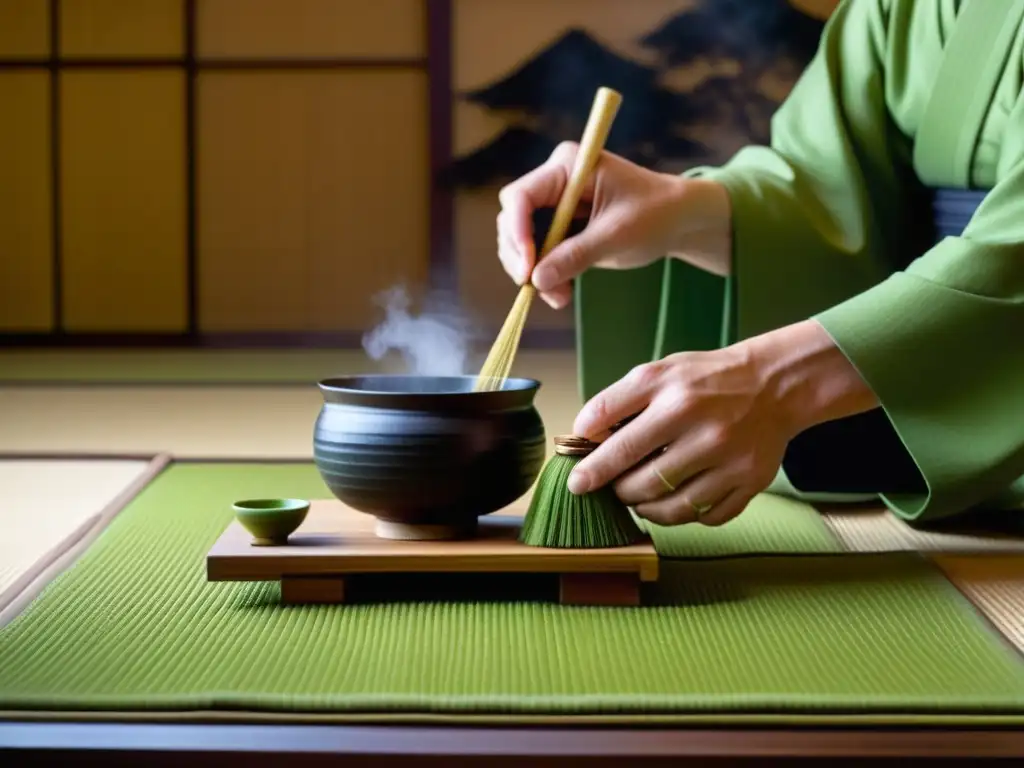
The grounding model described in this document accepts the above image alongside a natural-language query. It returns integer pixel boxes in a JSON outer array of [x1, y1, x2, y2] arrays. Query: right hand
[[496, 141, 731, 309]]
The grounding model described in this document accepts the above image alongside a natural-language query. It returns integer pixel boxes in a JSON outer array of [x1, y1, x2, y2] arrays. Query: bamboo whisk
[[473, 87, 623, 392]]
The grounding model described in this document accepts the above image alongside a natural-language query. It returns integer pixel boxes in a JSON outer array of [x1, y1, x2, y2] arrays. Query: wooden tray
[[206, 500, 659, 606]]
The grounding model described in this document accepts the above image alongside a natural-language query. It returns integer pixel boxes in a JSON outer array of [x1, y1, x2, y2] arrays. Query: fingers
[[574, 363, 664, 439], [530, 216, 620, 292], [497, 215, 573, 309], [565, 363, 677, 494], [539, 283, 573, 310], [692, 487, 751, 527], [497, 142, 581, 285], [496, 197, 536, 283], [632, 473, 748, 528], [497, 216, 528, 284], [613, 438, 716, 506], [567, 408, 681, 495], [497, 208, 577, 311], [497, 141, 612, 296]]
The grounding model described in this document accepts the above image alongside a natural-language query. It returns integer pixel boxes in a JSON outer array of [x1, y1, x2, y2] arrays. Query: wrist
[[745, 319, 879, 437], [663, 176, 733, 276]]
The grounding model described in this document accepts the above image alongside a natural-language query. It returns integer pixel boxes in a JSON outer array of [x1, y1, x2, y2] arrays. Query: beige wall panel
[[61, 70, 187, 332], [60, 0, 183, 57], [197, 0, 424, 59], [452, 0, 695, 329], [0, 72, 52, 331], [197, 71, 429, 332], [196, 74, 307, 332], [0, 0, 49, 57]]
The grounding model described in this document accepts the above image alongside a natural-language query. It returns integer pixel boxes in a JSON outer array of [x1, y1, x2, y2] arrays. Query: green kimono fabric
[[575, 0, 1024, 522]]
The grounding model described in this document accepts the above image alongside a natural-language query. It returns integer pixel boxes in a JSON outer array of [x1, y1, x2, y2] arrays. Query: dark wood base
[[208, 501, 659, 608], [277, 572, 642, 607], [559, 572, 641, 606], [4, 721, 1024, 766], [281, 577, 346, 605]]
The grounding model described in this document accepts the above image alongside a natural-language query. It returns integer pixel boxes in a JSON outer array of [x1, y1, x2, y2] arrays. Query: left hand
[[566, 343, 796, 528], [566, 320, 879, 527]]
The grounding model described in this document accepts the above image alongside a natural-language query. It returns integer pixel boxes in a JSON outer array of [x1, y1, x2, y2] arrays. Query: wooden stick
[[474, 87, 623, 391], [536, 86, 623, 264]]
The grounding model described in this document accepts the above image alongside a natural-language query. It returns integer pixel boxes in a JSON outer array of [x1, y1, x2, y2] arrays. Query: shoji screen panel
[[195, 0, 429, 334], [196, 70, 429, 332], [452, 0, 691, 332], [60, 70, 188, 332], [197, 0, 424, 59], [0, 0, 49, 58], [0, 72, 53, 331], [59, 0, 184, 57]]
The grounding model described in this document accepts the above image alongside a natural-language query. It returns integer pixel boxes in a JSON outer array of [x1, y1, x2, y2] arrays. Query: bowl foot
[[374, 519, 477, 541], [250, 536, 287, 547]]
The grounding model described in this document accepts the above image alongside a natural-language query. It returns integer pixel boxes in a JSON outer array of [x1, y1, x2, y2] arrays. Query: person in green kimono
[[495, 0, 1024, 529]]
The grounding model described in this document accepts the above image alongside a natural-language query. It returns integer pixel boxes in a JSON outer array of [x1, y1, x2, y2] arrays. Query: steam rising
[[362, 285, 480, 377]]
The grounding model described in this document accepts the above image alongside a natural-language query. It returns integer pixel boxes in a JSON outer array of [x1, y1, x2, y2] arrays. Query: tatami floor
[[0, 349, 583, 457], [0, 348, 583, 618], [5, 347, 1024, 739]]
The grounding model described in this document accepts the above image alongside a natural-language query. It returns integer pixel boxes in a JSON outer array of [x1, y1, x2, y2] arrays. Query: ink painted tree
[[441, 3, 828, 292], [639, 0, 826, 159], [444, 28, 706, 189]]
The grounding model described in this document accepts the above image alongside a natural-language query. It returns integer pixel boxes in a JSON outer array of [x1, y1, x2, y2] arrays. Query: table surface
[[4, 720, 1024, 765], [207, 500, 660, 581]]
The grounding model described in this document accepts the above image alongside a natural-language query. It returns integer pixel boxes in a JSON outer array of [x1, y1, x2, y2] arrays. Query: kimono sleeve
[[814, 161, 1024, 521]]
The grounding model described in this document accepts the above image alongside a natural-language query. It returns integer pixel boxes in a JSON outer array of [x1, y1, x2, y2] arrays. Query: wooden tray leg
[[559, 572, 640, 607], [281, 576, 346, 605]]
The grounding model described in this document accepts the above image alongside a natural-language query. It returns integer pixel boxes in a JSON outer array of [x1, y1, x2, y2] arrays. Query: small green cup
[[232, 498, 310, 546]]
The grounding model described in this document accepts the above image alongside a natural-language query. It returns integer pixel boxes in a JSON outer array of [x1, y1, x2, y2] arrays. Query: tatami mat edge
[[931, 555, 1024, 658], [0, 453, 173, 628], [820, 505, 1024, 554]]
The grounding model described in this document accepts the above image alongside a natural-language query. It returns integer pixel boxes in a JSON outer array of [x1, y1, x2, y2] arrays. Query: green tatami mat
[[2, 462, 1024, 722], [640, 493, 843, 557]]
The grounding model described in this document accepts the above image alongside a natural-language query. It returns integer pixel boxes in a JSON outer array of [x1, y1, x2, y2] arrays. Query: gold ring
[[651, 466, 676, 493], [689, 499, 713, 517]]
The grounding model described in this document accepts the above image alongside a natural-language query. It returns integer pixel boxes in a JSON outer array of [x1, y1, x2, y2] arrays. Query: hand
[[496, 142, 732, 310], [565, 320, 880, 527], [566, 345, 792, 527]]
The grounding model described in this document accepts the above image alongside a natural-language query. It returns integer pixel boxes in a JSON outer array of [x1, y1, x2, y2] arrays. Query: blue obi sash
[[931, 187, 988, 239]]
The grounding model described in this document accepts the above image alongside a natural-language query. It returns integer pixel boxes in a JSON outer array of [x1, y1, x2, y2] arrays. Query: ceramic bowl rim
[[316, 374, 542, 411], [232, 498, 311, 514], [317, 374, 540, 396]]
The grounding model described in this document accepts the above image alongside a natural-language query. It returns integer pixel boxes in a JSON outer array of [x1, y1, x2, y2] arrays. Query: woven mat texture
[[2, 463, 1024, 722]]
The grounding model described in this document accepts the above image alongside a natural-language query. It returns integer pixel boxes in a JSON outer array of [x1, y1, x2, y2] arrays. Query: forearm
[[664, 176, 734, 277], [744, 318, 880, 438]]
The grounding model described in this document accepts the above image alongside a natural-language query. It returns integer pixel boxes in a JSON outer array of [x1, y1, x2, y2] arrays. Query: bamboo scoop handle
[[533, 86, 623, 268], [472, 87, 622, 392]]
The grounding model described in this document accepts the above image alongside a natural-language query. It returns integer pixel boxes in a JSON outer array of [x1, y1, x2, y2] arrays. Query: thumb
[[530, 218, 619, 292]]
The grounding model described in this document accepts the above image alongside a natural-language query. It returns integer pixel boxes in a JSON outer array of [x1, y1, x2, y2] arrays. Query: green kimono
[[574, 0, 1024, 523]]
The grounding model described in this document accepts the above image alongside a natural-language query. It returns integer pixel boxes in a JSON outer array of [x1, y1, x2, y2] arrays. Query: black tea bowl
[[313, 374, 546, 540]]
